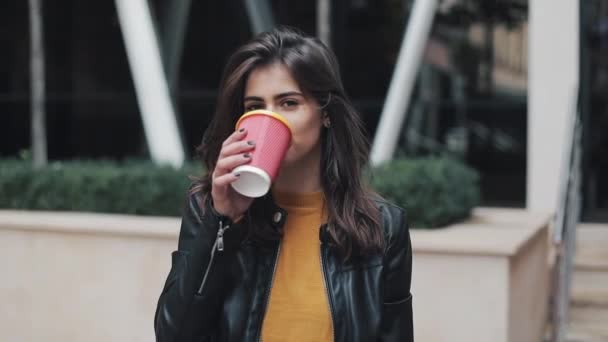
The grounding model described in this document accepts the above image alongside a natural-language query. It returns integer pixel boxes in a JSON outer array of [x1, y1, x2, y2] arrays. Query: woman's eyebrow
[[274, 91, 304, 99], [243, 96, 264, 102], [243, 91, 304, 103]]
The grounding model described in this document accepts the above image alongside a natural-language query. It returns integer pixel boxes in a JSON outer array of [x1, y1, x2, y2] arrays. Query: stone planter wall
[[411, 208, 551, 342], [0, 208, 550, 342], [0, 210, 179, 341]]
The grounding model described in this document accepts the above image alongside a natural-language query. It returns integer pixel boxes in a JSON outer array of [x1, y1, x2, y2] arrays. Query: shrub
[[0, 159, 201, 216], [0, 157, 480, 228], [370, 157, 480, 228]]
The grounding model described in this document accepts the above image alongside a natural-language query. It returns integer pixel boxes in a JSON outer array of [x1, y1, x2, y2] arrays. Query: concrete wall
[[411, 208, 551, 342], [0, 211, 178, 341], [508, 225, 550, 342], [0, 208, 550, 342], [412, 253, 509, 341]]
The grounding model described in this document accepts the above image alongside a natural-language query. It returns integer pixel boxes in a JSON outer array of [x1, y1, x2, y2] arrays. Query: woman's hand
[[211, 128, 256, 222]]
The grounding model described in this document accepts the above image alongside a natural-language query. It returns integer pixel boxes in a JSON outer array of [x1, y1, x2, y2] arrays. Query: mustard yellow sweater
[[260, 188, 333, 342]]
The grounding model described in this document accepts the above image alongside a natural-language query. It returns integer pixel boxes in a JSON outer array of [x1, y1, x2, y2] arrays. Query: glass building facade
[[1, 0, 606, 220]]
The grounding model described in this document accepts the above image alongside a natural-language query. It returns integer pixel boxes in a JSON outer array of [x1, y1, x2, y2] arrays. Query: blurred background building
[[0, 0, 606, 217]]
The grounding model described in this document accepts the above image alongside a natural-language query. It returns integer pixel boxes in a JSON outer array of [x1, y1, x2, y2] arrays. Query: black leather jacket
[[154, 190, 413, 342]]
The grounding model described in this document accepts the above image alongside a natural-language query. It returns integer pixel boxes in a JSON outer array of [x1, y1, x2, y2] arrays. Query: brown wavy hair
[[192, 26, 383, 259]]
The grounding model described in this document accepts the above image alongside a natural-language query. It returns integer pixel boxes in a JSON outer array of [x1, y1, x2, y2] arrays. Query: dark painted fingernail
[[234, 172, 241, 177], [239, 128, 245, 133], [243, 153, 251, 158], [247, 140, 255, 146]]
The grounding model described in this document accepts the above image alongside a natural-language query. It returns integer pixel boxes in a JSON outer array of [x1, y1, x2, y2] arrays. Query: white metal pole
[[527, 0, 579, 212], [29, 0, 47, 168], [115, 0, 185, 168], [370, 0, 438, 166]]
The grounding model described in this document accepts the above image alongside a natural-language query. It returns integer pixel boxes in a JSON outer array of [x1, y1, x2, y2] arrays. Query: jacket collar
[[262, 191, 331, 244]]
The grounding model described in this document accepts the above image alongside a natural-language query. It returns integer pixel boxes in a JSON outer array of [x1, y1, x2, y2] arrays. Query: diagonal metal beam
[[317, 0, 332, 46], [370, 0, 439, 166], [159, 0, 192, 91], [115, 0, 185, 168], [244, 0, 275, 35]]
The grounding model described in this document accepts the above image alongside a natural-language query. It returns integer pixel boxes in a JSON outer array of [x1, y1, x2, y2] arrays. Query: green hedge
[[0, 159, 200, 216], [370, 157, 480, 228], [0, 157, 479, 228]]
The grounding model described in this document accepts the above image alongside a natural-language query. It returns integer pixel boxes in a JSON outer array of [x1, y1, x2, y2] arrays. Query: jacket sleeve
[[379, 208, 414, 342], [154, 190, 246, 342]]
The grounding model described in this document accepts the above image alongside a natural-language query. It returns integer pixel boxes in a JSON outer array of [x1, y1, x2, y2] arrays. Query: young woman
[[154, 26, 413, 342]]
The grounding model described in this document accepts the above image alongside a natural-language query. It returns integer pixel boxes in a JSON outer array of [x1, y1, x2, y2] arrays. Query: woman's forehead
[[244, 63, 302, 98]]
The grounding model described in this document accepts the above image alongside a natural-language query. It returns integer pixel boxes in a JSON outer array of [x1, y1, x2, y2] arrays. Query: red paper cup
[[230, 110, 293, 198]]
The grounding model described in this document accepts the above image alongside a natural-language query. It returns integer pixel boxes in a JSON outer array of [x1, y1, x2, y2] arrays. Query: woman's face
[[243, 63, 324, 167]]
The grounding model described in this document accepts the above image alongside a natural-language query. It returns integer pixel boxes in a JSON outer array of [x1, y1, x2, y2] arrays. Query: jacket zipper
[[197, 219, 230, 295], [320, 242, 336, 342], [257, 243, 282, 342]]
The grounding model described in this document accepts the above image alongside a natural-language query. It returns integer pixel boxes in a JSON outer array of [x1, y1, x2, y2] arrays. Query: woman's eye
[[281, 100, 298, 108], [245, 104, 263, 111]]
